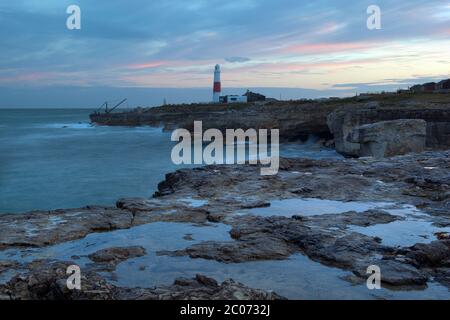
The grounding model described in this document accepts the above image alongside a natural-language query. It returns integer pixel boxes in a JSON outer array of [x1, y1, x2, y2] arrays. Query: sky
[[0, 0, 449, 107]]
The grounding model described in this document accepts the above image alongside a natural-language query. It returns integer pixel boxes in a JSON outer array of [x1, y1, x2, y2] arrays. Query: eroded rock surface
[[0, 260, 284, 300], [348, 119, 426, 158], [158, 211, 431, 287], [0, 151, 449, 297], [88, 246, 147, 271], [0, 207, 133, 250], [327, 103, 450, 157]]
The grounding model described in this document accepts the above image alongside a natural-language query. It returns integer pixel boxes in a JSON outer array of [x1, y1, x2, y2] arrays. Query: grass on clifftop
[[128, 92, 450, 114]]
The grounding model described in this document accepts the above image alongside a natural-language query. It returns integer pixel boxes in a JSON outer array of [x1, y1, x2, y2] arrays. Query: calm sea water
[[0, 109, 341, 213]]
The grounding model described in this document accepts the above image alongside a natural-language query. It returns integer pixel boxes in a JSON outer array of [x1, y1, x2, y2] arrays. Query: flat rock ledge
[[0, 150, 449, 296], [0, 260, 284, 300], [87, 246, 147, 272]]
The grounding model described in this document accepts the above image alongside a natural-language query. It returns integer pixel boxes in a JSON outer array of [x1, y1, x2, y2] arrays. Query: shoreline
[[1, 151, 449, 299], [1, 91, 450, 300]]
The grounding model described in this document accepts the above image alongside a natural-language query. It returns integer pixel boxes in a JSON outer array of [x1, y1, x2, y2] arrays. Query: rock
[[240, 201, 271, 209], [90, 101, 338, 142], [406, 240, 450, 267], [88, 246, 147, 271], [327, 104, 450, 157], [159, 212, 397, 275], [354, 260, 428, 286], [158, 236, 295, 263], [290, 187, 313, 195], [183, 234, 194, 241], [348, 119, 426, 158], [2, 150, 450, 297], [431, 268, 450, 288], [0, 207, 133, 250], [0, 261, 19, 274], [435, 232, 450, 240], [195, 274, 218, 287], [305, 210, 402, 229], [364, 101, 380, 109], [0, 260, 285, 300]]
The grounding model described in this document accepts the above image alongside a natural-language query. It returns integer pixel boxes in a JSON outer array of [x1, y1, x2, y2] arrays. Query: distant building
[[385, 79, 449, 95], [220, 95, 248, 104], [410, 84, 423, 93], [437, 79, 450, 90], [410, 82, 437, 93], [243, 90, 266, 102], [422, 82, 437, 92]]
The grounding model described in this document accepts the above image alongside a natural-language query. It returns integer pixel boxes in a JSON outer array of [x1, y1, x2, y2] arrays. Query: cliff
[[327, 95, 450, 156], [90, 92, 450, 151], [90, 100, 341, 141]]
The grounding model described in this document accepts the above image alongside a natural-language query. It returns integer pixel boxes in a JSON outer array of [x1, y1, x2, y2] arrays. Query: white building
[[221, 95, 248, 103]]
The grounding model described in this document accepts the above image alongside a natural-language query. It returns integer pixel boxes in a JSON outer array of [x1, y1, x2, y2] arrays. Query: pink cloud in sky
[[126, 61, 167, 70], [314, 22, 346, 35], [0, 72, 55, 84], [279, 41, 377, 55]]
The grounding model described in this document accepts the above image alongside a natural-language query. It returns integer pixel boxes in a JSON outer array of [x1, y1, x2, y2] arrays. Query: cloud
[[0, 0, 448, 98], [225, 57, 251, 63]]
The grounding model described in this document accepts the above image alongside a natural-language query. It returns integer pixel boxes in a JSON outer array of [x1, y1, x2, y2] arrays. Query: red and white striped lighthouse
[[212, 64, 221, 103]]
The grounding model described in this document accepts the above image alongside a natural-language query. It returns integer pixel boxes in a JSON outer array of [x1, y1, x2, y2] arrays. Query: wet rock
[[431, 268, 450, 288], [290, 187, 313, 195], [305, 210, 402, 229], [406, 240, 450, 267], [183, 234, 194, 241], [0, 207, 133, 250], [0, 261, 284, 300], [0, 261, 19, 274], [0, 260, 115, 300], [1, 150, 450, 296], [160, 213, 395, 275], [158, 237, 294, 263], [299, 233, 386, 269], [240, 201, 271, 209], [435, 232, 450, 240], [88, 246, 147, 271], [354, 259, 428, 286]]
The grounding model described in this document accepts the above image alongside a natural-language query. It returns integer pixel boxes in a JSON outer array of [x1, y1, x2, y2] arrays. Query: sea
[[1, 109, 449, 300], [0, 108, 341, 213]]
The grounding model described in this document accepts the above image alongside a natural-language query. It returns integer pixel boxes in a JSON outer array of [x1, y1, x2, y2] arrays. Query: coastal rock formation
[[0, 207, 133, 250], [1, 151, 450, 297], [347, 119, 426, 158], [88, 246, 147, 271], [0, 261, 19, 275], [158, 212, 431, 287], [91, 101, 339, 141], [91, 94, 450, 154], [0, 260, 283, 300], [406, 240, 450, 268], [328, 103, 450, 157]]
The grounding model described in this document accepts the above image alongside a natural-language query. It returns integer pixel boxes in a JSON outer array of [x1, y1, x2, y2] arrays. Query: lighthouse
[[212, 64, 221, 103]]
